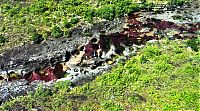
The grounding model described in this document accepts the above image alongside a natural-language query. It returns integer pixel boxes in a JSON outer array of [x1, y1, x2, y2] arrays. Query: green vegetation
[[51, 26, 64, 38], [0, 0, 196, 110], [0, 35, 6, 43], [186, 37, 200, 52], [30, 31, 43, 44], [1, 39, 199, 110], [96, 4, 115, 21], [0, 0, 191, 52], [169, 0, 186, 5]]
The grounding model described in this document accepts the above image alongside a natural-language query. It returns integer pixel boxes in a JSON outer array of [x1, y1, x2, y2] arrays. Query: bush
[[34, 85, 52, 98], [62, 20, 72, 28], [0, 35, 6, 43], [30, 32, 44, 44], [96, 4, 115, 21], [169, 0, 185, 6], [84, 7, 95, 22], [52, 81, 71, 93], [139, 45, 161, 62], [186, 37, 200, 52], [114, 0, 134, 17], [101, 100, 123, 111], [70, 17, 79, 24], [0, 26, 6, 32], [51, 26, 64, 38]]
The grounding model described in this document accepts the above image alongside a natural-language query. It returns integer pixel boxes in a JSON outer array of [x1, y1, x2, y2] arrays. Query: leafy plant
[[52, 80, 71, 93], [70, 17, 79, 24], [101, 100, 123, 111], [169, 0, 185, 6], [30, 32, 44, 44], [83, 7, 95, 23], [51, 26, 64, 38], [186, 37, 200, 51], [34, 85, 52, 98], [0, 35, 6, 43], [96, 4, 115, 21], [62, 20, 72, 28]]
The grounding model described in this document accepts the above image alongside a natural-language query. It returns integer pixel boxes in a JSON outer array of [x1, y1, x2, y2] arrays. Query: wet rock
[[0, 79, 29, 103], [0, 16, 126, 104], [0, 85, 10, 103], [0, 17, 125, 76], [0, 1, 200, 104]]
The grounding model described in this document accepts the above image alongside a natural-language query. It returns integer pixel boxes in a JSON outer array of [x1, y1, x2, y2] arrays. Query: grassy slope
[[0, 0, 189, 53], [1, 38, 199, 111]]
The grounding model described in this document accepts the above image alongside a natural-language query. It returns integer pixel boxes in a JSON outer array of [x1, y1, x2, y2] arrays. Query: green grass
[[0, 0, 191, 53], [1, 39, 199, 111]]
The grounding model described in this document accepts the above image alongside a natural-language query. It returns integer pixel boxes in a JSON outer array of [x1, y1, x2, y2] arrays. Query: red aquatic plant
[[42, 67, 57, 82], [28, 67, 58, 82], [30, 71, 42, 82], [84, 43, 99, 59]]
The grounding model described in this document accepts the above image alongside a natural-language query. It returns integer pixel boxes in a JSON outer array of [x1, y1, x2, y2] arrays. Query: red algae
[[43, 67, 57, 82], [3, 13, 200, 83], [30, 71, 42, 82]]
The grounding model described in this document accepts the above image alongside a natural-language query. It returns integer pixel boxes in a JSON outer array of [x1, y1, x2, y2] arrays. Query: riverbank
[[0, 0, 199, 109]]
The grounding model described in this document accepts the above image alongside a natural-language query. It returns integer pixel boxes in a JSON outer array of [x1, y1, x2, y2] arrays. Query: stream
[[0, 1, 200, 104]]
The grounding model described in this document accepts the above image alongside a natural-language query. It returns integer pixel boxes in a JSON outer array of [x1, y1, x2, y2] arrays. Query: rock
[[0, 1, 200, 104], [0, 85, 10, 103], [0, 79, 29, 103], [0, 17, 125, 76]]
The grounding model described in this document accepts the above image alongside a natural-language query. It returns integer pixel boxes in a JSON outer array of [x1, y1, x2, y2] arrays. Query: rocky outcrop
[[0, 2, 200, 104], [0, 17, 125, 75]]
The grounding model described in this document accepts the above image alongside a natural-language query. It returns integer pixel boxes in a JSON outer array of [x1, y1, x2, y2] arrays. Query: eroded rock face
[[0, 17, 125, 76], [0, 17, 126, 103], [0, 2, 200, 104]]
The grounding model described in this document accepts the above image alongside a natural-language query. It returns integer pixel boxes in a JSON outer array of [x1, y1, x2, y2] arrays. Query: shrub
[[0, 26, 6, 32], [62, 20, 72, 28], [0, 35, 6, 43], [51, 26, 64, 38], [52, 80, 71, 93], [139, 45, 161, 62], [169, 0, 185, 6], [186, 37, 200, 52], [34, 85, 53, 98], [96, 4, 115, 21], [114, 0, 135, 17], [30, 32, 44, 44], [42, 31, 51, 40], [70, 17, 79, 24], [84, 7, 95, 22], [101, 100, 123, 111]]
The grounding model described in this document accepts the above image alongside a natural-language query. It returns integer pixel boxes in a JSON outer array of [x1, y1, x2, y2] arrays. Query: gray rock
[[0, 85, 10, 103]]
